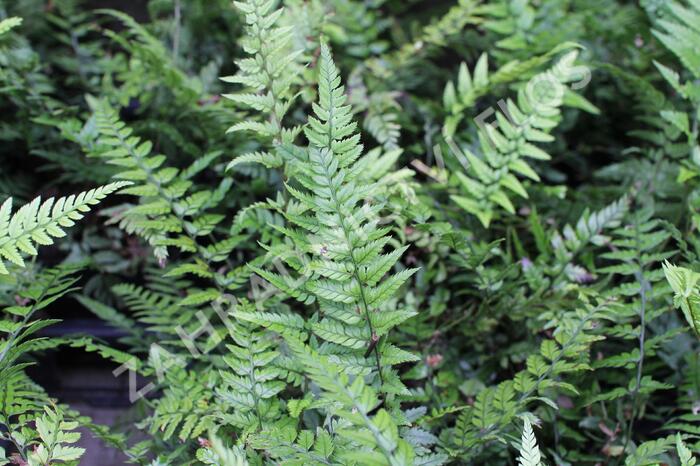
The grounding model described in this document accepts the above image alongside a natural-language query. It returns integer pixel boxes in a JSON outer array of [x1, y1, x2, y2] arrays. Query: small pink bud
[[426, 354, 443, 368], [198, 437, 211, 448]]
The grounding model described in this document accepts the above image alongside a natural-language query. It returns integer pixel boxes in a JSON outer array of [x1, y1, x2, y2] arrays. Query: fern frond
[[663, 261, 700, 338], [253, 43, 417, 386], [443, 42, 581, 138], [149, 367, 218, 442], [0, 182, 127, 274], [28, 407, 86, 465], [224, 0, 303, 170], [197, 434, 250, 465], [451, 50, 594, 226], [447, 298, 611, 460], [98, 9, 201, 104], [0, 17, 22, 36], [217, 300, 286, 431], [91, 102, 241, 283], [517, 418, 543, 466], [652, 1, 700, 78], [623, 434, 676, 466], [287, 338, 416, 465], [677, 433, 697, 466]]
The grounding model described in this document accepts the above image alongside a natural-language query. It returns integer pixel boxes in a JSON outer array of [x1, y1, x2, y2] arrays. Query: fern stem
[[319, 154, 385, 386], [252, 1, 284, 145], [172, 0, 181, 63], [621, 207, 648, 459]]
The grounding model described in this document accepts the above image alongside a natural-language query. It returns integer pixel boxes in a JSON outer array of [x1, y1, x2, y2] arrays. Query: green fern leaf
[[0, 182, 128, 274], [517, 418, 543, 466]]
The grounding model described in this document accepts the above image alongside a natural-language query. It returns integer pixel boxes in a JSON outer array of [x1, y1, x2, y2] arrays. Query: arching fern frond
[[442, 42, 583, 138], [91, 101, 241, 280], [451, 50, 593, 227], [0, 182, 128, 274]]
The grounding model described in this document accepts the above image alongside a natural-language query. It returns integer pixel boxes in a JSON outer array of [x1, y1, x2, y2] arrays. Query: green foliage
[[0, 183, 127, 273], [248, 43, 419, 392], [1, 0, 700, 464], [678, 433, 698, 466], [217, 307, 286, 432], [0, 264, 104, 466], [517, 418, 543, 466], [652, 0, 700, 79], [449, 50, 596, 226], [664, 261, 700, 338], [284, 339, 421, 465], [0, 17, 22, 36], [223, 0, 303, 168], [27, 407, 86, 466]]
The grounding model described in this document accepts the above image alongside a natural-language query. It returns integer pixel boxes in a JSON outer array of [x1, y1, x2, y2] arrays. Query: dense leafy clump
[[2, 0, 700, 465]]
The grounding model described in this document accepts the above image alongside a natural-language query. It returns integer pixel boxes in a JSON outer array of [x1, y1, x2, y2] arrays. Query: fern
[[0, 182, 127, 274], [216, 299, 286, 432], [623, 434, 676, 466], [0, 264, 86, 465], [283, 338, 420, 466], [3, 1, 700, 464], [90, 101, 243, 290], [450, 50, 593, 226], [579, 205, 679, 458], [664, 261, 700, 338], [0, 17, 22, 36], [517, 418, 543, 466], [652, 1, 700, 79], [665, 352, 700, 439], [442, 42, 584, 138], [27, 407, 86, 465], [197, 434, 250, 466], [251, 42, 418, 389], [223, 0, 303, 171], [98, 9, 202, 107], [445, 298, 611, 461], [678, 433, 698, 466], [649, 0, 700, 226]]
